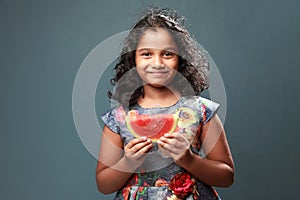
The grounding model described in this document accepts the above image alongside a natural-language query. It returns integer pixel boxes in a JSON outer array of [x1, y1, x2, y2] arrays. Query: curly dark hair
[[108, 7, 209, 107]]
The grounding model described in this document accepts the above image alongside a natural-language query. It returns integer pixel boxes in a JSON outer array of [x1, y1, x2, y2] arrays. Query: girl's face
[[135, 28, 179, 88]]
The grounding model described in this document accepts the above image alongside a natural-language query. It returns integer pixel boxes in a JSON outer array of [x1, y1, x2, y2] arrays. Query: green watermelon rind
[[125, 114, 178, 142]]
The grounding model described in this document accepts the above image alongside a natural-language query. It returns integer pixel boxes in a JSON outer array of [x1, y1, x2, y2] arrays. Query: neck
[[138, 84, 181, 108]]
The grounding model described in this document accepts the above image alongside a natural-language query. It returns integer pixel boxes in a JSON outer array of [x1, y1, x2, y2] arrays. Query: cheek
[[135, 56, 146, 67], [135, 66, 144, 77], [134, 55, 139, 66], [170, 69, 178, 80], [168, 57, 179, 70], [135, 52, 141, 65]]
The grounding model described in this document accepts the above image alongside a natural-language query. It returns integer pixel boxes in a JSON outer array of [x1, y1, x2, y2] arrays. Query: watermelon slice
[[125, 112, 178, 142]]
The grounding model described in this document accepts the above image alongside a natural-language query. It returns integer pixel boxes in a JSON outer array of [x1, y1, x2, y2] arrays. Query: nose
[[153, 55, 163, 67]]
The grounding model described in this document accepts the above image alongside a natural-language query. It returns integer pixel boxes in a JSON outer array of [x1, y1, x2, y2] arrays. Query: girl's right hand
[[123, 137, 153, 170]]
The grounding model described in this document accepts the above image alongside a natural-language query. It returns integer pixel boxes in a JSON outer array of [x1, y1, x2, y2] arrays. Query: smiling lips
[[146, 70, 170, 77]]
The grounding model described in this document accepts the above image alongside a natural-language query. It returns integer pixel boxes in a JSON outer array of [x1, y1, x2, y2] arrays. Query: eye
[[164, 51, 175, 57], [141, 52, 151, 57]]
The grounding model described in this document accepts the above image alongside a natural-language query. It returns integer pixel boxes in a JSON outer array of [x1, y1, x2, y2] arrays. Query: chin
[[145, 81, 175, 89], [146, 82, 166, 88]]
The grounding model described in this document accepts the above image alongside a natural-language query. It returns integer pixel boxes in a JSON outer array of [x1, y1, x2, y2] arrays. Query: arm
[[96, 126, 153, 194], [158, 114, 234, 187]]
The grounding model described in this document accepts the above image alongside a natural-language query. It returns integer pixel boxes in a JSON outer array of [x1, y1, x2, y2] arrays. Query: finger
[[133, 140, 153, 155], [159, 136, 182, 149], [125, 137, 148, 149], [174, 132, 188, 142], [134, 143, 153, 159], [164, 132, 186, 142], [126, 139, 152, 153], [163, 132, 173, 138], [158, 145, 172, 158], [157, 143, 179, 159], [157, 139, 177, 153], [158, 142, 188, 161], [158, 137, 189, 156]]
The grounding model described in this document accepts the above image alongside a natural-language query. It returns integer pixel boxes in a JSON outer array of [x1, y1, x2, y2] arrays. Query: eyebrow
[[136, 47, 178, 52]]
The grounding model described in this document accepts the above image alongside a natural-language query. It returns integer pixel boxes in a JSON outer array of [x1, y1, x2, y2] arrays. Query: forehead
[[136, 28, 178, 50]]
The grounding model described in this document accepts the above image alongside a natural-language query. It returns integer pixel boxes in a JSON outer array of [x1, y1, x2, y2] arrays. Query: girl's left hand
[[157, 132, 192, 164]]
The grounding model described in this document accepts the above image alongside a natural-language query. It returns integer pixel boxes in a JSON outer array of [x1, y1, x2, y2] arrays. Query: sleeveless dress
[[101, 96, 221, 200]]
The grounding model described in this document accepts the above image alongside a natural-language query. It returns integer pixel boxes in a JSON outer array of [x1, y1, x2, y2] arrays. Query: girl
[[96, 7, 234, 200]]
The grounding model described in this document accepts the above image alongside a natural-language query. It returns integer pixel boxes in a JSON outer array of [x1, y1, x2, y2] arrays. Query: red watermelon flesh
[[125, 113, 178, 141]]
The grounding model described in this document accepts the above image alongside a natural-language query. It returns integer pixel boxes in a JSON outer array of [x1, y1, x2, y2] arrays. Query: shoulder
[[181, 96, 220, 124], [198, 96, 220, 124], [101, 104, 127, 133], [101, 104, 126, 119]]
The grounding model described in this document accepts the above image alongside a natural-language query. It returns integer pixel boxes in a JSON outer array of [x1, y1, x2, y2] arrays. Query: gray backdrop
[[1, 0, 299, 199]]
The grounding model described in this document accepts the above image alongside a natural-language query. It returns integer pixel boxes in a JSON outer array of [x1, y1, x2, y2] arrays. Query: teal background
[[1, 0, 299, 199]]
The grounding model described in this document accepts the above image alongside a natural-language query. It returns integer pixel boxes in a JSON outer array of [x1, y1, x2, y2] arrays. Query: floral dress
[[101, 96, 221, 200]]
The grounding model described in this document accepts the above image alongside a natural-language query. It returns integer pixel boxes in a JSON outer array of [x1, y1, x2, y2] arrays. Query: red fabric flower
[[201, 103, 206, 123], [122, 186, 131, 200], [155, 178, 169, 187], [169, 172, 195, 199], [115, 106, 125, 123]]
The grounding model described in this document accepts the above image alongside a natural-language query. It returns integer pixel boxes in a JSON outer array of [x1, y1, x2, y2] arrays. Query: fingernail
[[141, 136, 147, 140]]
